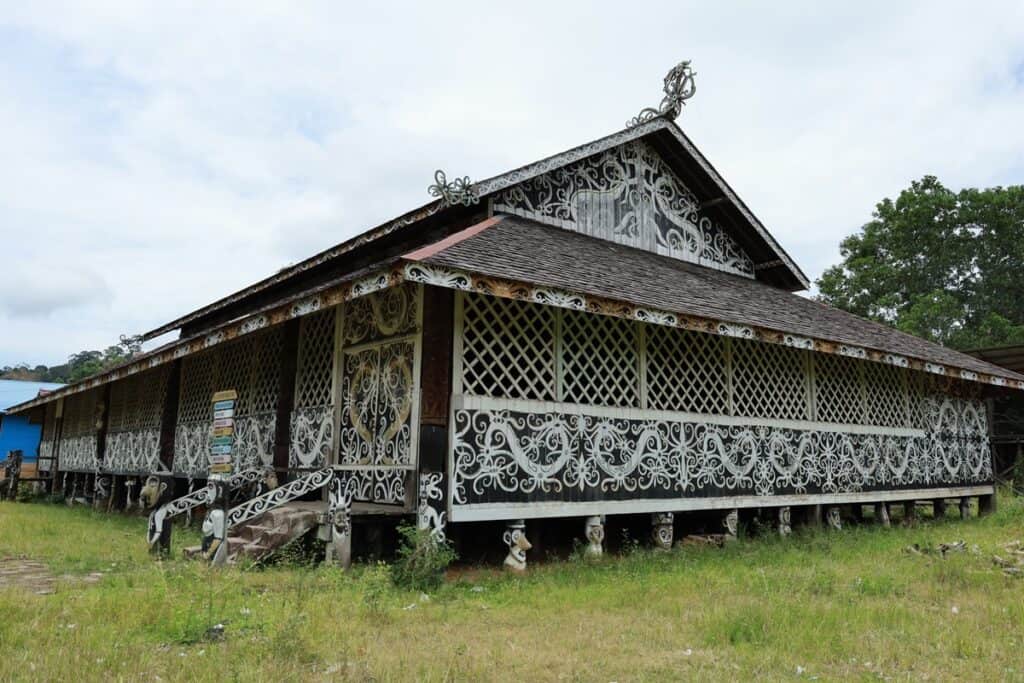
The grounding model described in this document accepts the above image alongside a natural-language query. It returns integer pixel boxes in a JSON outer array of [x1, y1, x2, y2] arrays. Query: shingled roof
[[405, 214, 1024, 384]]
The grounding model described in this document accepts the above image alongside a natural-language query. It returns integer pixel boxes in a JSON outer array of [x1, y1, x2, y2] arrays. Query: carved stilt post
[[503, 520, 531, 572], [723, 508, 739, 541], [416, 472, 447, 543], [959, 497, 971, 520], [807, 504, 823, 528], [651, 512, 674, 550], [874, 502, 891, 528], [125, 479, 137, 509], [584, 516, 605, 557], [326, 473, 357, 570], [826, 506, 842, 531], [933, 499, 948, 519], [778, 506, 792, 537]]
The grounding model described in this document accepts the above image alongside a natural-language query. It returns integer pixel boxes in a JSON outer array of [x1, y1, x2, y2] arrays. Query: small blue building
[[0, 380, 64, 465]]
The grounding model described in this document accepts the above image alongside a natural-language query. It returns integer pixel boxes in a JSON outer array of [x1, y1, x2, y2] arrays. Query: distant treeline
[[1, 336, 143, 384]]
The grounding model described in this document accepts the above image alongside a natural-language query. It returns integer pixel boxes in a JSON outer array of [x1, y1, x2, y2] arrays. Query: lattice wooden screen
[[178, 349, 217, 424], [460, 293, 557, 401], [107, 367, 169, 433], [813, 354, 865, 425], [864, 362, 909, 427], [295, 308, 337, 409], [728, 339, 811, 420], [560, 310, 639, 407], [646, 326, 729, 413], [62, 389, 99, 437], [41, 402, 57, 442], [457, 293, 936, 430]]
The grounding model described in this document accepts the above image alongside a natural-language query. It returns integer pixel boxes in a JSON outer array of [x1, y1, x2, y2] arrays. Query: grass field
[[1, 497, 1023, 682]]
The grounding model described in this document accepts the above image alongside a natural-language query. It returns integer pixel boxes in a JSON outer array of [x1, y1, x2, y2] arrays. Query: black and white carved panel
[[450, 397, 992, 510], [289, 406, 334, 469], [493, 140, 755, 277]]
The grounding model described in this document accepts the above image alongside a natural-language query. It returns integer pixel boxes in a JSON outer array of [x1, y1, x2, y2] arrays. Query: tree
[[0, 333, 147, 383], [817, 176, 1024, 350]]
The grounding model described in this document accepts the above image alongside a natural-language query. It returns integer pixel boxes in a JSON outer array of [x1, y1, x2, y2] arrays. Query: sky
[[1, 1, 1023, 368]]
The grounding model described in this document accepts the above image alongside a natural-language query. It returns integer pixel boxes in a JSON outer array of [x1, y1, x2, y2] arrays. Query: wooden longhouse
[[8, 63, 1023, 566]]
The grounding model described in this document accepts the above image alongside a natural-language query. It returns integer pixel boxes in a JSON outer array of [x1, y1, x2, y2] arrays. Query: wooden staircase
[[224, 501, 324, 563]]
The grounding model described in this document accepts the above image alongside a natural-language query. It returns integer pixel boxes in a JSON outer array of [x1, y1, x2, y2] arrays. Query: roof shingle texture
[[419, 215, 1022, 381]]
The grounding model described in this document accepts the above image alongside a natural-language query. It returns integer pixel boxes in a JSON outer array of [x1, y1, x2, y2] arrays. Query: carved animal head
[[263, 468, 278, 491], [139, 476, 167, 509], [510, 529, 532, 552]]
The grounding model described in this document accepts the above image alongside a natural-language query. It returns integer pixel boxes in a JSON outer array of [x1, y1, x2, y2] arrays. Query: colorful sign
[[210, 389, 237, 476]]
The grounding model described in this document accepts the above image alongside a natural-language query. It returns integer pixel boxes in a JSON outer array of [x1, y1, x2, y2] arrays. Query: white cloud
[[0, 1, 1022, 365]]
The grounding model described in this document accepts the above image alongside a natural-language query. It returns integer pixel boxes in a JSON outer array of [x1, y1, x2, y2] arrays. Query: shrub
[[390, 524, 456, 592]]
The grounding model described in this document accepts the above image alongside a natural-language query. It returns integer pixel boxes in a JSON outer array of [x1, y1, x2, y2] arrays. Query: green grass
[[2, 498, 1024, 681]]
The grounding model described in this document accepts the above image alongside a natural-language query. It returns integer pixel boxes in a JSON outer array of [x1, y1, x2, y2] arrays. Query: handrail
[[146, 467, 268, 547], [226, 468, 333, 530]]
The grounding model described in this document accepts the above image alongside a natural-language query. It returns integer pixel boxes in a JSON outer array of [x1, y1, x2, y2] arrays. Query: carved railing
[[146, 468, 267, 547], [226, 468, 333, 530]]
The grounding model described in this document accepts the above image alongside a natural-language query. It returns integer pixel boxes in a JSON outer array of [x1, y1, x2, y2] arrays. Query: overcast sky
[[1, 2, 1023, 367]]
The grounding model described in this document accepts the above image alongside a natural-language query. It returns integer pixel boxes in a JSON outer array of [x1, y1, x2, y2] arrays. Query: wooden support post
[[904, 500, 918, 525], [584, 516, 604, 557], [959, 497, 971, 520], [806, 504, 823, 528], [503, 520, 531, 572], [651, 512, 674, 550], [979, 493, 997, 517], [874, 502, 891, 528], [933, 499, 948, 519], [851, 504, 865, 524]]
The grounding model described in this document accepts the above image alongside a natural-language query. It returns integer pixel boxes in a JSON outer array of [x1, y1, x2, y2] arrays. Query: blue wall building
[[0, 380, 64, 462]]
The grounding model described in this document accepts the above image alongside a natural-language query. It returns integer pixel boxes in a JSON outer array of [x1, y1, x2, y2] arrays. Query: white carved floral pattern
[[493, 139, 755, 277], [451, 396, 992, 506]]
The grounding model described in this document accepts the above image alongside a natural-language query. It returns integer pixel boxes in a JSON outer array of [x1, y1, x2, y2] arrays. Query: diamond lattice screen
[[864, 362, 909, 427], [63, 389, 98, 437], [645, 326, 729, 414], [296, 307, 337, 409], [460, 293, 557, 401], [248, 326, 283, 415], [731, 339, 810, 420], [560, 310, 639, 407], [812, 354, 865, 425], [178, 350, 216, 424]]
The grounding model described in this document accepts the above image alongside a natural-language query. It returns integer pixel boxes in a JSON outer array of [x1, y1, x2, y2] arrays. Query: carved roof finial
[[627, 60, 696, 128], [428, 169, 479, 207]]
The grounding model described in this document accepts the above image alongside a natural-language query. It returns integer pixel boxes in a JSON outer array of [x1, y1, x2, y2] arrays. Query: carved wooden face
[[140, 476, 166, 508]]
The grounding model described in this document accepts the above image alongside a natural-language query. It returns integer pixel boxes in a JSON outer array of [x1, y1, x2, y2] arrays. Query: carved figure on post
[[503, 520, 531, 572], [651, 512, 674, 550], [326, 473, 358, 569], [826, 506, 842, 531], [723, 508, 739, 540], [584, 515, 605, 557], [778, 506, 792, 537]]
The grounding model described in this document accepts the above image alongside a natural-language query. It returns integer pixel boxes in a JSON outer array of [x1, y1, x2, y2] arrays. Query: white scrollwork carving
[[289, 405, 334, 469], [451, 397, 992, 509], [403, 263, 473, 291], [104, 429, 161, 474], [59, 435, 99, 472], [628, 60, 697, 127], [417, 472, 447, 542], [227, 468, 334, 529], [493, 140, 754, 277]]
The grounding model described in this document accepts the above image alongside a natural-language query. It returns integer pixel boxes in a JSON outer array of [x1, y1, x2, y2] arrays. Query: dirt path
[[0, 557, 104, 595]]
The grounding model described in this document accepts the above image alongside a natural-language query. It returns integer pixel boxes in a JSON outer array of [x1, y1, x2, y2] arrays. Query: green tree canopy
[[817, 175, 1024, 350]]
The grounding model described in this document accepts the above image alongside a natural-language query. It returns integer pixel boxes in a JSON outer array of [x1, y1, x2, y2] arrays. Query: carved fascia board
[[401, 261, 1024, 392], [10, 265, 408, 413]]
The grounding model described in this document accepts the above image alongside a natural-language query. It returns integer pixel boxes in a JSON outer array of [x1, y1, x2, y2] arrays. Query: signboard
[[208, 390, 237, 477], [211, 390, 238, 402]]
